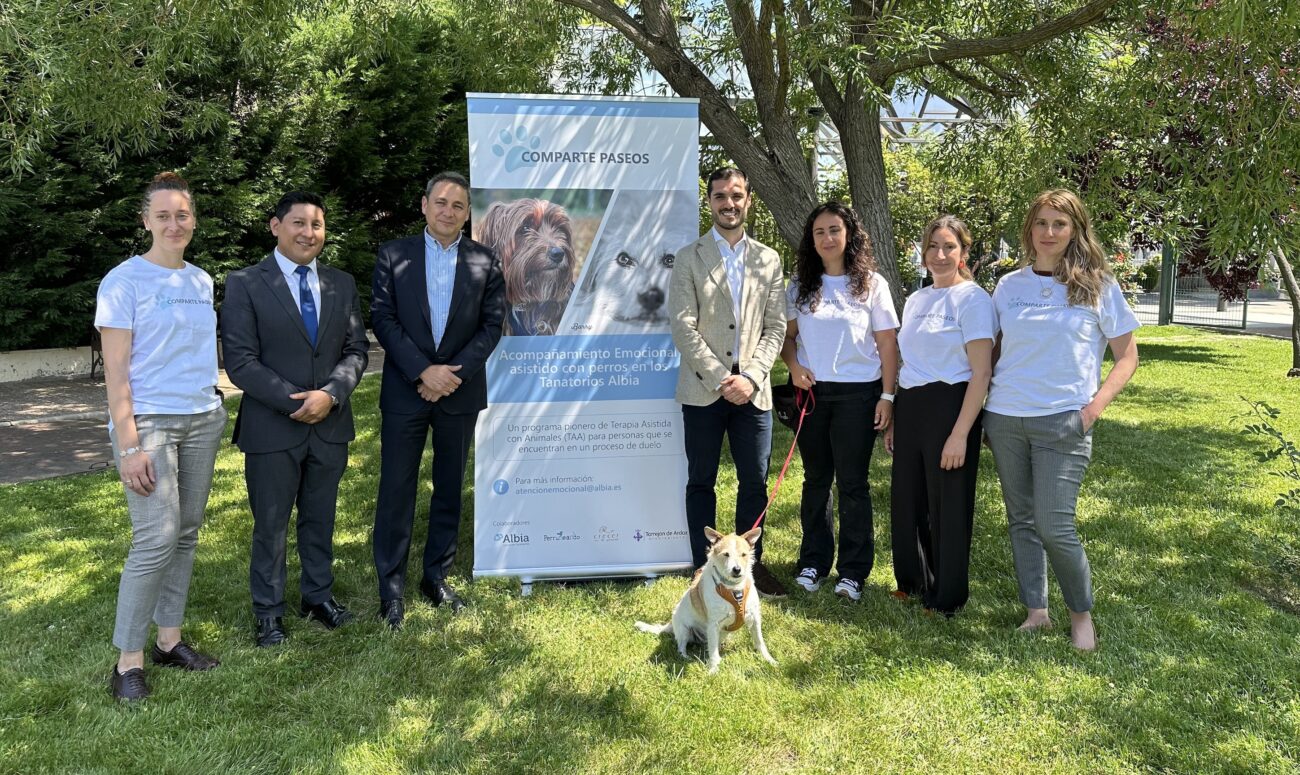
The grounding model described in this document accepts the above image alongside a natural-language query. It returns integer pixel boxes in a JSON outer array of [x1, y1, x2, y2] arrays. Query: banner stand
[[467, 93, 701, 584]]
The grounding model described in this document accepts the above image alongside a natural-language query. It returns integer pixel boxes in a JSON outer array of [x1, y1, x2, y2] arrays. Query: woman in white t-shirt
[[781, 202, 899, 602], [884, 216, 994, 616], [984, 189, 1139, 651], [95, 173, 227, 700]]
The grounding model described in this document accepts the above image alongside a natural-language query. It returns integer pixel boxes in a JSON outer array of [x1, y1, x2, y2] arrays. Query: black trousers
[[245, 433, 349, 617], [890, 380, 982, 614], [682, 398, 773, 568], [795, 380, 881, 583], [373, 403, 477, 602]]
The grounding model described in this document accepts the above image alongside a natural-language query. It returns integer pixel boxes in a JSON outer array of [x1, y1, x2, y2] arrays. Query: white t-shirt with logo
[[94, 256, 222, 422], [898, 281, 996, 389], [786, 272, 899, 382], [987, 266, 1140, 417]]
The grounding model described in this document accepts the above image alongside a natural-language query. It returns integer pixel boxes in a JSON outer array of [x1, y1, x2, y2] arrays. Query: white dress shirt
[[273, 248, 319, 326], [711, 227, 747, 365]]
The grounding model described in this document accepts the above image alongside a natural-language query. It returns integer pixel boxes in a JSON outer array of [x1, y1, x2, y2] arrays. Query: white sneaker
[[834, 578, 863, 602], [794, 567, 821, 592]]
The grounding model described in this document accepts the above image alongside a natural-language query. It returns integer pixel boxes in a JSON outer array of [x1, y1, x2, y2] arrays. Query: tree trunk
[[1272, 245, 1300, 377], [836, 90, 905, 314]]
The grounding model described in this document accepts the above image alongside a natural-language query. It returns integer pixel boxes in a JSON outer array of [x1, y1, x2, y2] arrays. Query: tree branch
[[875, 0, 1119, 80], [556, 0, 774, 180], [937, 61, 1020, 100], [790, 0, 846, 123]]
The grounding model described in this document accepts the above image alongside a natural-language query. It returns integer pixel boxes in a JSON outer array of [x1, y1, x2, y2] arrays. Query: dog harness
[[688, 568, 751, 632]]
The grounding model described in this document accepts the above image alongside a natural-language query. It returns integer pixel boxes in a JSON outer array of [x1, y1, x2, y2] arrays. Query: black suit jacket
[[371, 233, 505, 415], [221, 255, 370, 454]]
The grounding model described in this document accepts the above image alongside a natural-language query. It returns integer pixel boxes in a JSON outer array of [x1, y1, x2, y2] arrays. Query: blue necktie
[[294, 265, 318, 347]]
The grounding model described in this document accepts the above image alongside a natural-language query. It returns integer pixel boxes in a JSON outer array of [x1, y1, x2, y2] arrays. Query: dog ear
[[741, 527, 762, 547], [703, 526, 724, 545], [478, 201, 510, 255]]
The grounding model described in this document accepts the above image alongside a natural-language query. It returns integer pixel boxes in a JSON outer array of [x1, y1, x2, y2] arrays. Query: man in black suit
[[370, 172, 505, 628], [221, 191, 369, 647]]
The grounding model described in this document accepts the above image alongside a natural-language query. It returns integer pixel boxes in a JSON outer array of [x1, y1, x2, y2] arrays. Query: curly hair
[[1019, 188, 1112, 308], [793, 202, 876, 313]]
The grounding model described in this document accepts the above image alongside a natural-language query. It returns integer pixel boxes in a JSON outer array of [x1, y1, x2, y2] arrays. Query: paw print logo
[[492, 126, 541, 172]]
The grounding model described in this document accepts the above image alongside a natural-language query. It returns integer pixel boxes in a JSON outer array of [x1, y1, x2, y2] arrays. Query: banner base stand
[[475, 562, 695, 596]]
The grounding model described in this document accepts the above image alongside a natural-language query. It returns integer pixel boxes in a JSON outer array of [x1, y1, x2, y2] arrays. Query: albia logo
[[492, 126, 541, 172]]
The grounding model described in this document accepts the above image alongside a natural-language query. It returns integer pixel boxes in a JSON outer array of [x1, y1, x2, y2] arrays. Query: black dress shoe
[[254, 616, 288, 648], [752, 561, 789, 598], [419, 578, 465, 613], [378, 599, 405, 630], [110, 666, 150, 701], [150, 641, 219, 671], [301, 597, 355, 629]]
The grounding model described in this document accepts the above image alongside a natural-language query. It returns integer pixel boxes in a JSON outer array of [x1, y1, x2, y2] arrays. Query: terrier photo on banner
[[473, 189, 610, 336]]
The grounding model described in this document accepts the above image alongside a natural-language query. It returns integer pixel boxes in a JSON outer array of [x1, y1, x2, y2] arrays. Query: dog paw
[[492, 126, 541, 173]]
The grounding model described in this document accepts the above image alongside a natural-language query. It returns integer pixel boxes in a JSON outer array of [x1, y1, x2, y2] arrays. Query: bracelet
[[879, 392, 895, 402], [118, 446, 142, 458]]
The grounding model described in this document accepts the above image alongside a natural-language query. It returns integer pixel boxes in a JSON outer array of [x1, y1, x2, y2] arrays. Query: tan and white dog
[[636, 526, 777, 673]]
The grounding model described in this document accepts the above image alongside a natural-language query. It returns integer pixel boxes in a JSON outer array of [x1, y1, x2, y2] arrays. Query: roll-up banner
[[467, 94, 699, 582]]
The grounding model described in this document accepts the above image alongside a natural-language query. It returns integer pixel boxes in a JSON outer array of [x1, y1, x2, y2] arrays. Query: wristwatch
[[118, 446, 142, 458], [879, 392, 896, 403]]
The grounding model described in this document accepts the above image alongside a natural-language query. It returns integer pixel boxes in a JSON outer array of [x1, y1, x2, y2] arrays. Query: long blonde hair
[[1019, 189, 1110, 307], [921, 215, 974, 281]]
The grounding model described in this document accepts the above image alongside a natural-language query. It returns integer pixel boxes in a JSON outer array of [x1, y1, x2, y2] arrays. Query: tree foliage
[[549, 0, 1124, 311], [0, 1, 564, 350]]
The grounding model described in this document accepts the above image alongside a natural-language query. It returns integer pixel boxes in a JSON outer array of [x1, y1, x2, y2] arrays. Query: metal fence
[[1132, 246, 1249, 330]]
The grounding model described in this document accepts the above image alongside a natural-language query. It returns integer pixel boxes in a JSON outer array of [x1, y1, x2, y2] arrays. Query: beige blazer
[[669, 231, 787, 410]]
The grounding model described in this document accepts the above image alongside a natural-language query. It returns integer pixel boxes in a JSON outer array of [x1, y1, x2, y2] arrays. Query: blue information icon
[[492, 479, 509, 495]]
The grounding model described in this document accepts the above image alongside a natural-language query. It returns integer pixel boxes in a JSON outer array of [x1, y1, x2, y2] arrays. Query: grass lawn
[[1, 325, 1298, 774]]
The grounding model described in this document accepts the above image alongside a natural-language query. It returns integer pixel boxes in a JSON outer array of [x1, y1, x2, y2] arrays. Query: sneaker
[[794, 567, 822, 592], [751, 561, 788, 598], [834, 577, 863, 602]]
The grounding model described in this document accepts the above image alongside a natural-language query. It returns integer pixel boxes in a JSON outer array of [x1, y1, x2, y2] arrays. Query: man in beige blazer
[[668, 167, 788, 597]]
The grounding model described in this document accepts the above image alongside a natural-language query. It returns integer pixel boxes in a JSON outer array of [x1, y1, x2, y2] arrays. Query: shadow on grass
[[2, 364, 1300, 771], [756, 411, 1300, 771], [1132, 341, 1238, 365]]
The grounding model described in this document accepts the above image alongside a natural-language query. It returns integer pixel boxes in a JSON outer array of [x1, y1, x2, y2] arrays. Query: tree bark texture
[[1272, 246, 1300, 376]]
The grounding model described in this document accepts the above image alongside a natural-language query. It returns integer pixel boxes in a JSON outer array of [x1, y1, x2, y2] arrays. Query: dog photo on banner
[[473, 189, 611, 336], [558, 189, 698, 336]]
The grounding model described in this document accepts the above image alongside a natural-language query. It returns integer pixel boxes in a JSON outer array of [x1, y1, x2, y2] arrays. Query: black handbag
[[771, 382, 812, 430]]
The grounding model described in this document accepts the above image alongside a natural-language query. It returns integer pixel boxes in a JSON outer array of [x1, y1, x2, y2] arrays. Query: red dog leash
[[750, 387, 814, 532]]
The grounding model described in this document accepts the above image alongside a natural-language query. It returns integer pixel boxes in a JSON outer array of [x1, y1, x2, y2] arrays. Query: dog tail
[[634, 621, 670, 635]]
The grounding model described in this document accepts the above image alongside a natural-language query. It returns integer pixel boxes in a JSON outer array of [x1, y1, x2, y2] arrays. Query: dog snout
[[638, 286, 665, 311], [729, 565, 743, 578], [548, 246, 567, 264]]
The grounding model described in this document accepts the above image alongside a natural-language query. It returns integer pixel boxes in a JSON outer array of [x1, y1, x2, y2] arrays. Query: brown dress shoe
[[110, 666, 150, 701], [751, 561, 789, 598], [151, 641, 220, 671]]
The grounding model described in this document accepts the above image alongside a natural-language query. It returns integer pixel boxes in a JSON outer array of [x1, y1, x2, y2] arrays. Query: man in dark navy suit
[[371, 171, 505, 628], [221, 191, 369, 647]]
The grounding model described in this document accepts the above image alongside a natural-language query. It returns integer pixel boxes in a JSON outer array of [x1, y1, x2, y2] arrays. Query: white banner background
[[468, 94, 699, 581]]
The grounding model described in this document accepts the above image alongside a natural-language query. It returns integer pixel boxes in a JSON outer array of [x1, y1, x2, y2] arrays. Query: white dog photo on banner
[[558, 189, 698, 335]]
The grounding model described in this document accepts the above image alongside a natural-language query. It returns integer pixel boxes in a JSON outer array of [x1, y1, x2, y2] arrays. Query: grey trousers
[[983, 410, 1094, 612], [109, 406, 226, 651]]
